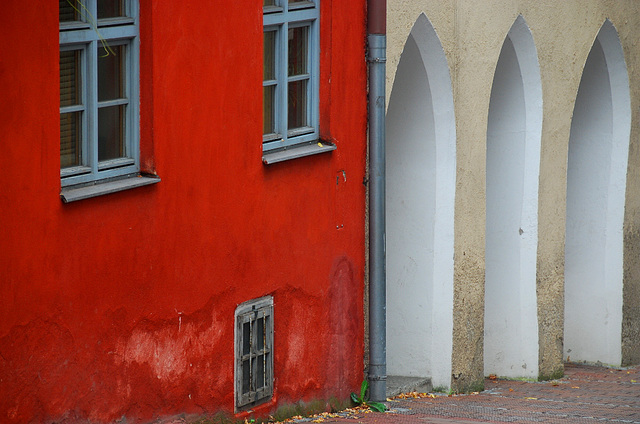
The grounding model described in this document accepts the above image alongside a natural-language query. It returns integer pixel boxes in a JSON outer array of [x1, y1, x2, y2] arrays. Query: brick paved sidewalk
[[314, 363, 640, 423]]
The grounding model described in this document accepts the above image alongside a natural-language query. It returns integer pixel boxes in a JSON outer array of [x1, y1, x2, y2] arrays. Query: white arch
[[386, 13, 456, 389], [564, 20, 631, 366], [485, 15, 542, 379]]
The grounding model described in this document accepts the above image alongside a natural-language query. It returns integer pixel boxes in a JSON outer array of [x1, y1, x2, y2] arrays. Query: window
[[59, 0, 141, 189], [235, 296, 274, 410], [263, 0, 330, 162]]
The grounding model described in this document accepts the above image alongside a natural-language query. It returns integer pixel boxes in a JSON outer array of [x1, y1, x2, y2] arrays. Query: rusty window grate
[[235, 296, 274, 409]]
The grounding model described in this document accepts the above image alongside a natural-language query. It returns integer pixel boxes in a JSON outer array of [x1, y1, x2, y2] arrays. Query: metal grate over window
[[235, 296, 274, 409]]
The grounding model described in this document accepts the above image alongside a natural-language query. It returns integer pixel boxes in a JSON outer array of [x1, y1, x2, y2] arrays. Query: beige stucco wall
[[386, 0, 640, 391]]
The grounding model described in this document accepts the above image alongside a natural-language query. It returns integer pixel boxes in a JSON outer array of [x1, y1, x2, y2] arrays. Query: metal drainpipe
[[367, 0, 386, 403]]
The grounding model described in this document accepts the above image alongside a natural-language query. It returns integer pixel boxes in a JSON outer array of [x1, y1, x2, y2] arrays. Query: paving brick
[[312, 364, 640, 424]]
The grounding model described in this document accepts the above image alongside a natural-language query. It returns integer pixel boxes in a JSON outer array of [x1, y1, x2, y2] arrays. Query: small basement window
[[235, 296, 274, 410]]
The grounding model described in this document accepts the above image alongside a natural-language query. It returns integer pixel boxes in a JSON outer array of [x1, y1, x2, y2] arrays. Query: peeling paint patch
[[119, 312, 223, 381]]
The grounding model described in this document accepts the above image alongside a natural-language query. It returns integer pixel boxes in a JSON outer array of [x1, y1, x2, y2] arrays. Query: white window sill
[[60, 174, 160, 203], [262, 140, 336, 165]]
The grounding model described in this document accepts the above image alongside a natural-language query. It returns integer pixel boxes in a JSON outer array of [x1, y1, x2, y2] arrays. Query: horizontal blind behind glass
[[60, 50, 82, 168]]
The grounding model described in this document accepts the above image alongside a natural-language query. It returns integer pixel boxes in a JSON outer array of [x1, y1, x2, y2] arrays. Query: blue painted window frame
[[59, 0, 140, 187], [263, 1, 320, 153]]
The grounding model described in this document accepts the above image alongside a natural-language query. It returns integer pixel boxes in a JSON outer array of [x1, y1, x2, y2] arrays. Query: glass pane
[[264, 0, 276, 6], [264, 31, 276, 81], [98, 0, 125, 19], [263, 85, 275, 135], [61, 112, 81, 168], [98, 105, 125, 161], [60, 50, 81, 107], [60, 0, 82, 22], [242, 360, 251, 394], [98, 45, 124, 101], [256, 318, 264, 351], [288, 26, 308, 76], [256, 354, 265, 389], [242, 321, 251, 355], [288, 80, 308, 129]]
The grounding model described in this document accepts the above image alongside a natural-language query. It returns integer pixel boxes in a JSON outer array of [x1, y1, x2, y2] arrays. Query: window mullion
[[130, 34, 140, 167], [308, 20, 317, 134], [280, 21, 289, 145], [88, 0, 98, 23], [87, 39, 98, 173]]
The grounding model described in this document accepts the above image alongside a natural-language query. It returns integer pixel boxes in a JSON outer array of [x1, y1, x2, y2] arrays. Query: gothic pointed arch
[[485, 15, 543, 379], [386, 13, 456, 389], [565, 20, 631, 366]]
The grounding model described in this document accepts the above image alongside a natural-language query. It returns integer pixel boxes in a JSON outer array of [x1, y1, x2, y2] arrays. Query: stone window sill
[[60, 173, 160, 203], [262, 140, 336, 165]]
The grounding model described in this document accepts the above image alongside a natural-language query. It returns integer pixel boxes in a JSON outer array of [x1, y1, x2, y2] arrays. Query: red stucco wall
[[0, 2, 367, 422]]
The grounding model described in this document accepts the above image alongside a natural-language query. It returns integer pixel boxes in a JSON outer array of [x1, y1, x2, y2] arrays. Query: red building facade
[[0, 1, 367, 422]]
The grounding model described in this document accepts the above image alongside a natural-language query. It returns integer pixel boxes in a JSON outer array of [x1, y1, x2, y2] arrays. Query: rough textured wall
[[0, 1, 368, 423], [620, 0, 640, 365], [623, 228, 640, 366], [386, 0, 640, 391]]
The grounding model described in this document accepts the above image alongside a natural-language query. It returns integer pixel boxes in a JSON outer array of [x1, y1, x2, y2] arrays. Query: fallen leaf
[[571, 386, 580, 389], [526, 397, 537, 400], [509, 388, 514, 392], [489, 374, 497, 380], [631, 380, 637, 383]]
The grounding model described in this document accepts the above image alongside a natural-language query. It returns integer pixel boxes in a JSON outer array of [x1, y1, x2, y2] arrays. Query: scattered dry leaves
[[394, 391, 435, 399]]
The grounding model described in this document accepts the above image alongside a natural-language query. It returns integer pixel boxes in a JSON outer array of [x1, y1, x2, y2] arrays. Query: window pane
[[61, 112, 82, 168], [288, 80, 308, 129], [256, 318, 265, 351], [60, 0, 80, 22], [60, 50, 81, 107], [264, 0, 276, 6], [256, 354, 265, 389], [98, 45, 124, 101], [242, 359, 251, 394], [242, 321, 251, 355], [263, 86, 275, 135], [264, 31, 276, 81], [98, 0, 125, 19], [98, 105, 125, 161], [288, 26, 308, 76]]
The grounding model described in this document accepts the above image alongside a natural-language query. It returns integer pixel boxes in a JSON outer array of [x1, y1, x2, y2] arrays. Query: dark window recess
[[236, 297, 273, 409]]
